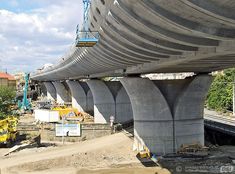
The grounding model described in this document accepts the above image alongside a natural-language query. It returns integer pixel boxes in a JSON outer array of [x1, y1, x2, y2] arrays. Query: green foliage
[[0, 86, 16, 119], [206, 68, 235, 112]]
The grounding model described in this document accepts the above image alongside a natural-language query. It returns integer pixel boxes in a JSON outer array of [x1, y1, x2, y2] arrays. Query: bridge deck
[[31, 0, 235, 81]]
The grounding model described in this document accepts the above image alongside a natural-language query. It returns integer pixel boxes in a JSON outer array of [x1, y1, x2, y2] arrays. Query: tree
[[0, 86, 16, 119], [206, 68, 235, 112]]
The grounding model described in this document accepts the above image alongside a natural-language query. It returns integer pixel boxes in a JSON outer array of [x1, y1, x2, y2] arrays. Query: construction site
[[2, 0, 235, 173], [0, 72, 234, 174], [0, 73, 169, 174]]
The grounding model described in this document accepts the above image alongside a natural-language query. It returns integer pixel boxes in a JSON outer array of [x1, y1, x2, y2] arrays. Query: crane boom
[[18, 73, 31, 111]]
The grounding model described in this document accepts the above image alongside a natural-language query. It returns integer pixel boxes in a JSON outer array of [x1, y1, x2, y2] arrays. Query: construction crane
[[75, 0, 99, 47], [18, 73, 31, 112]]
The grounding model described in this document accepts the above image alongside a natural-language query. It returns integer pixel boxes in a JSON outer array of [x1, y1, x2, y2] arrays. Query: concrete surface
[[87, 89, 94, 114], [31, 0, 235, 81], [173, 75, 212, 149], [116, 86, 133, 123], [40, 123, 112, 142], [87, 80, 133, 124], [66, 80, 87, 111], [121, 77, 174, 154], [52, 81, 70, 104], [121, 74, 212, 154], [87, 80, 116, 123], [43, 82, 56, 101]]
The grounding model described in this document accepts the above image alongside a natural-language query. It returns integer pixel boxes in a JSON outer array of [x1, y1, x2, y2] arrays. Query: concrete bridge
[[31, 0, 235, 154]]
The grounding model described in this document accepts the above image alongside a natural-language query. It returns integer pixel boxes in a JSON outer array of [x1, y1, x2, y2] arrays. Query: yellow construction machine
[[52, 107, 81, 120], [0, 117, 18, 146], [138, 146, 151, 159]]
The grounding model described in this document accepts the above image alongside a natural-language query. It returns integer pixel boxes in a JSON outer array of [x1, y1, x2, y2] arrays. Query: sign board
[[55, 123, 81, 137], [34, 109, 60, 123]]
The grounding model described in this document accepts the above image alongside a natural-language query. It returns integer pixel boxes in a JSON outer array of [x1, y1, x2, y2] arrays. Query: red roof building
[[0, 72, 15, 80], [0, 72, 16, 88]]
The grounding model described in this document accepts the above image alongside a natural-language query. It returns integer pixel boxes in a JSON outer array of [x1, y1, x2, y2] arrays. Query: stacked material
[[177, 143, 209, 156]]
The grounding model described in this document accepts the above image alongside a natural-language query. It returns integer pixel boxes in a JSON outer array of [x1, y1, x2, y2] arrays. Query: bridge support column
[[87, 89, 94, 115], [52, 81, 70, 104], [87, 80, 116, 123], [115, 86, 133, 123], [121, 74, 212, 154], [87, 80, 133, 124], [66, 80, 87, 112], [43, 82, 56, 101]]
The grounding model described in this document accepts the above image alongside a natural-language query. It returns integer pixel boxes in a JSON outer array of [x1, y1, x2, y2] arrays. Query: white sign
[[56, 123, 81, 137], [34, 109, 60, 122]]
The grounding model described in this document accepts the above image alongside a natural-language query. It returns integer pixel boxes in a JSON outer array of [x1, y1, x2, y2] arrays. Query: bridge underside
[[33, 0, 235, 155], [32, 0, 235, 81], [42, 74, 212, 154]]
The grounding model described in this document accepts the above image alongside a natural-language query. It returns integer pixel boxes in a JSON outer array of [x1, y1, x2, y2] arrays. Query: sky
[[0, 0, 83, 74]]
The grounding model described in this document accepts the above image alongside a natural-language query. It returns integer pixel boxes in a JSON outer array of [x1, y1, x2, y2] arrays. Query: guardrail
[[204, 114, 235, 136]]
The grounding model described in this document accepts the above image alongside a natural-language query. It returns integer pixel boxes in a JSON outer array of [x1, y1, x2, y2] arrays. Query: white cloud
[[0, 0, 83, 73]]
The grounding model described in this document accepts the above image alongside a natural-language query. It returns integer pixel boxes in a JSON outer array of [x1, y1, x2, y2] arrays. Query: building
[[0, 72, 16, 88], [14, 72, 25, 91]]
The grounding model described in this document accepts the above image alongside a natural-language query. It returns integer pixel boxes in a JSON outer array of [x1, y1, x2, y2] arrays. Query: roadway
[[204, 109, 235, 135]]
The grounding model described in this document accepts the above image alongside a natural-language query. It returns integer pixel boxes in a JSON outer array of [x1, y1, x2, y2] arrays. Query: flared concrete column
[[87, 90, 94, 114], [87, 80, 133, 124], [173, 75, 212, 149], [39, 83, 47, 97], [121, 74, 212, 154], [121, 78, 174, 154], [43, 82, 56, 101], [52, 81, 70, 104], [87, 80, 116, 123], [116, 87, 133, 123], [66, 80, 86, 112]]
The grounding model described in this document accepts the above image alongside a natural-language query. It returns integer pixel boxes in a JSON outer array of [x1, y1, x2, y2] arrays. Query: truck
[[0, 117, 18, 146]]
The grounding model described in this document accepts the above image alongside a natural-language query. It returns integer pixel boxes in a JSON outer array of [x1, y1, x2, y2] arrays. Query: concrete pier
[[43, 82, 56, 101], [66, 80, 94, 114], [52, 81, 70, 104], [87, 80, 117, 123], [66, 80, 87, 111], [121, 74, 212, 154], [116, 86, 133, 123], [87, 89, 94, 114], [87, 80, 133, 124]]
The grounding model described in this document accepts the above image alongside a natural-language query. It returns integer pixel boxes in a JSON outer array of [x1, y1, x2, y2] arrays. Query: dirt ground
[[1, 113, 235, 174], [0, 131, 170, 174]]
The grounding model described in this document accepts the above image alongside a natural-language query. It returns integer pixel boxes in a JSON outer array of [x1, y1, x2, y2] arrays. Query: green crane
[[18, 73, 31, 111]]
